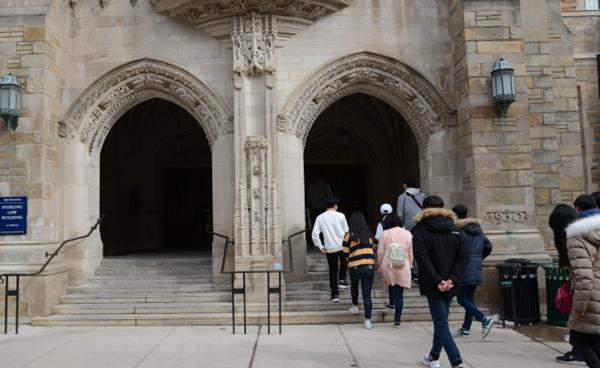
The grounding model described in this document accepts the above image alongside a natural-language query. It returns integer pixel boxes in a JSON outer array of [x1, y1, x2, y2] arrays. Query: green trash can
[[542, 263, 570, 327]]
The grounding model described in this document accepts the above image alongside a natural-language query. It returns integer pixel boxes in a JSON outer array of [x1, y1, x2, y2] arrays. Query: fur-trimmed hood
[[566, 214, 600, 243], [413, 208, 458, 224], [413, 208, 458, 234], [455, 218, 482, 228], [455, 218, 484, 236]]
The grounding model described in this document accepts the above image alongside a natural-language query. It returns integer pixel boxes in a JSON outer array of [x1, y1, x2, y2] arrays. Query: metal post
[[15, 276, 19, 335], [231, 273, 235, 335], [267, 272, 271, 335], [243, 272, 247, 335], [278, 271, 282, 335], [510, 273, 519, 329], [4, 275, 8, 335]]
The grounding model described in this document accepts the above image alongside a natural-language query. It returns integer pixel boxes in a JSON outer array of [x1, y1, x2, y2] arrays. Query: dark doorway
[[163, 168, 212, 249], [304, 93, 419, 230], [305, 164, 367, 221], [100, 98, 212, 256]]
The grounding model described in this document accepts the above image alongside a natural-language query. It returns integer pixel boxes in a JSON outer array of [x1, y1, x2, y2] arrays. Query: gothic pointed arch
[[58, 59, 233, 153], [277, 51, 456, 147]]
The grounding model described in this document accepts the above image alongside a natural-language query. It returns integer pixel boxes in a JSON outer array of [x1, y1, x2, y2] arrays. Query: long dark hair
[[348, 211, 373, 244], [382, 213, 403, 231], [548, 204, 578, 268]]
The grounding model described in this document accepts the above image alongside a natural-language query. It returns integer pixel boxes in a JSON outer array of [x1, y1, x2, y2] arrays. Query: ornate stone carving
[[59, 59, 233, 153], [278, 51, 457, 146], [232, 13, 276, 76], [99, 0, 109, 8], [130, 0, 138, 6], [484, 209, 530, 225], [69, 0, 77, 9], [151, 0, 352, 39]]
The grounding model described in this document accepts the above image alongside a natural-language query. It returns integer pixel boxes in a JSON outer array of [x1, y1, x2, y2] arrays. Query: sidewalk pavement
[[0, 321, 571, 368]]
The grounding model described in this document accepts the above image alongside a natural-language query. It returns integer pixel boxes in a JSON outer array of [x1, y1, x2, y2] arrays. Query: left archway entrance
[[100, 98, 212, 256]]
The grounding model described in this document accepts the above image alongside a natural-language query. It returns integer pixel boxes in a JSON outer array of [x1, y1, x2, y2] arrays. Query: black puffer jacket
[[412, 208, 468, 297]]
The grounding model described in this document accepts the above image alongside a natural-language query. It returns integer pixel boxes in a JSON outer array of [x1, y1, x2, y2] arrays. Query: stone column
[[450, 0, 549, 264], [231, 13, 282, 300], [0, 1, 69, 317]]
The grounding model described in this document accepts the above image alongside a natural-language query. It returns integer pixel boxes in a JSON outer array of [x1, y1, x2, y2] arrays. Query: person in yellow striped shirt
[[343, 211, 375, 329]]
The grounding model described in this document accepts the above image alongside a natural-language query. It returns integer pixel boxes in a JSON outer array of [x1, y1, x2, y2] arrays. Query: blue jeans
[[427, 295, 463, 367], [457, 285, 485, 330], [391, 285, 405, 323], [350, 265, 374, 320]]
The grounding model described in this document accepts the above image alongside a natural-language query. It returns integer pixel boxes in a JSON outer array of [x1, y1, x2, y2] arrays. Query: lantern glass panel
[[493, 75, 501, 97], [0, 87, 8, 112], [16, 89, 20, 114], [502, 74, 513, 96], [9, 88, 17, 110]]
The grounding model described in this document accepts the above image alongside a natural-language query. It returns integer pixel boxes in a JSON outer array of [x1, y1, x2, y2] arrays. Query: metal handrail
[[1, 215, 105, 334], [0, 215, 105, 283], [216, 227, 311, 335]]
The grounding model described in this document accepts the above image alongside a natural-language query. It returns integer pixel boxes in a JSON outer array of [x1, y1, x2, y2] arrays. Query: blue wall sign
[[0, 197, 27, 235]]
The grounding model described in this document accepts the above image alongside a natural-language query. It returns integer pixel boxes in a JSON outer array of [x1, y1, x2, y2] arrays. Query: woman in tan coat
[[566, 213, 600, 367]]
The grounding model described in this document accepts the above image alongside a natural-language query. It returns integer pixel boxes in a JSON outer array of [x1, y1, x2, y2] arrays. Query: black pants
[[350, 265, 375, 319], [325, 251, 347, 297], [571, 330, 600, 368]]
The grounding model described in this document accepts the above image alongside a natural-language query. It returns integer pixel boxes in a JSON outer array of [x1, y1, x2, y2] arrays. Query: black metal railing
[[0, 215, 104, 334], [212, 227, 310, 335]]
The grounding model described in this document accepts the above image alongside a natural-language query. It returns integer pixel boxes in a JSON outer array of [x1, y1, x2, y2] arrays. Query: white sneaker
[[364, 319, 372, 330], [349, 305, 359, 315], [420, 355, 441, 368]]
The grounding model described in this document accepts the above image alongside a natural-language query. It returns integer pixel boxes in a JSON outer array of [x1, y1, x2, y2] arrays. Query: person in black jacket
[[452, 204, 495, 339], [413, 195, 468, 368]]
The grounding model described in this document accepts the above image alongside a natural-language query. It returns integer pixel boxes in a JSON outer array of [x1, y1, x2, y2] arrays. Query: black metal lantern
[[0, 74, 22, 131], [491, 58, 516, 118]]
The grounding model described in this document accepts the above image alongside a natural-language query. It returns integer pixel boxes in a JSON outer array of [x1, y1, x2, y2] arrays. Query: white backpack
[[388, 242, 406, 269]]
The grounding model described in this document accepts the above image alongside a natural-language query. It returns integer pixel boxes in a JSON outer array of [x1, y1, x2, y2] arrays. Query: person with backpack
[[452, 204, 495, 339], [413, 195, 468, 368], [397, 178, 426, 231], [377, 213, 413, 327], [565, 203, 600, 367], [397, 178, 426, 281], [375, 203, 396, 310], [343, 211, 376, 330]]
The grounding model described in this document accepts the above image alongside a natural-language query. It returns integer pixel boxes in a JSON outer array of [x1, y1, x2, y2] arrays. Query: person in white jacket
[[312, 196, 350, 302]]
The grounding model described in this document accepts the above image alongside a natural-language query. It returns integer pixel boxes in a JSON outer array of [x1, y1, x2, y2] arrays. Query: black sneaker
[[556, 351, 585, 365], [385, 303, 395, 310], [338, 280, 350, 289]]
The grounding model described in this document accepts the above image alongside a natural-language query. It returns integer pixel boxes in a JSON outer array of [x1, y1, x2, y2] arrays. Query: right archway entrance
[[304, 93, 419, 229]]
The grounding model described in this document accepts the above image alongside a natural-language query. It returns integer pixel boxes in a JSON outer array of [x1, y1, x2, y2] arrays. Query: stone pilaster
[[0, 0, 68, 317], [450, 0, 548, 263], [231, 13, 282, 299]]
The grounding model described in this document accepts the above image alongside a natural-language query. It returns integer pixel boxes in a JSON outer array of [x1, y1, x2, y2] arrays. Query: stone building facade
[[0, 0, 599, 318]]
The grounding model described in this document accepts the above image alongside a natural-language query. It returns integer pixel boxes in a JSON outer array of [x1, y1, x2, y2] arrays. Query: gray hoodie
[[396, 187, 426, 231]]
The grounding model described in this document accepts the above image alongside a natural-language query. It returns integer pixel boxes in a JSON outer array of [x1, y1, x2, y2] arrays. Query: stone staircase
[[280, 250, 467, 324], [33, 251, 468, 327]]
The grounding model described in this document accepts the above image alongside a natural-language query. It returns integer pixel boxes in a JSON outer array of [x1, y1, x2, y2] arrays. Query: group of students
[[311, 179, 495, 368], [549, 193, 600, 367]]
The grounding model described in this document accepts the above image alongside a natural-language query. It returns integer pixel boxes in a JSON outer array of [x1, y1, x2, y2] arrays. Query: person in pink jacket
[[377, 213, 414, 327]]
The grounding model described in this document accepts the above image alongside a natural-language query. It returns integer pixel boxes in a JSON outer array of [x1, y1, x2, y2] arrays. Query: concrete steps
[[33, 251, 473, 327]]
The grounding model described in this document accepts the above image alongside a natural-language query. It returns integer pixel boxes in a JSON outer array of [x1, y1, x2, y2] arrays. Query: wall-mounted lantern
[[0, 74, 22, 131], [491, 58, 516, 118]]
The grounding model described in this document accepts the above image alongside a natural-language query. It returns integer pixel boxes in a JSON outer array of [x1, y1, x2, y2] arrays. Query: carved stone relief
[[484, 209, 530, 225], [278, 52, 457, 146], [58, 59, 233, 153], [151, 0, 352, 39], [232, 13, 276, 76]]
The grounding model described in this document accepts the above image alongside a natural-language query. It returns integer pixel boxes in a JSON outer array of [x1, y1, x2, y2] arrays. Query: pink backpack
[[555, 282, 573, 315]]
